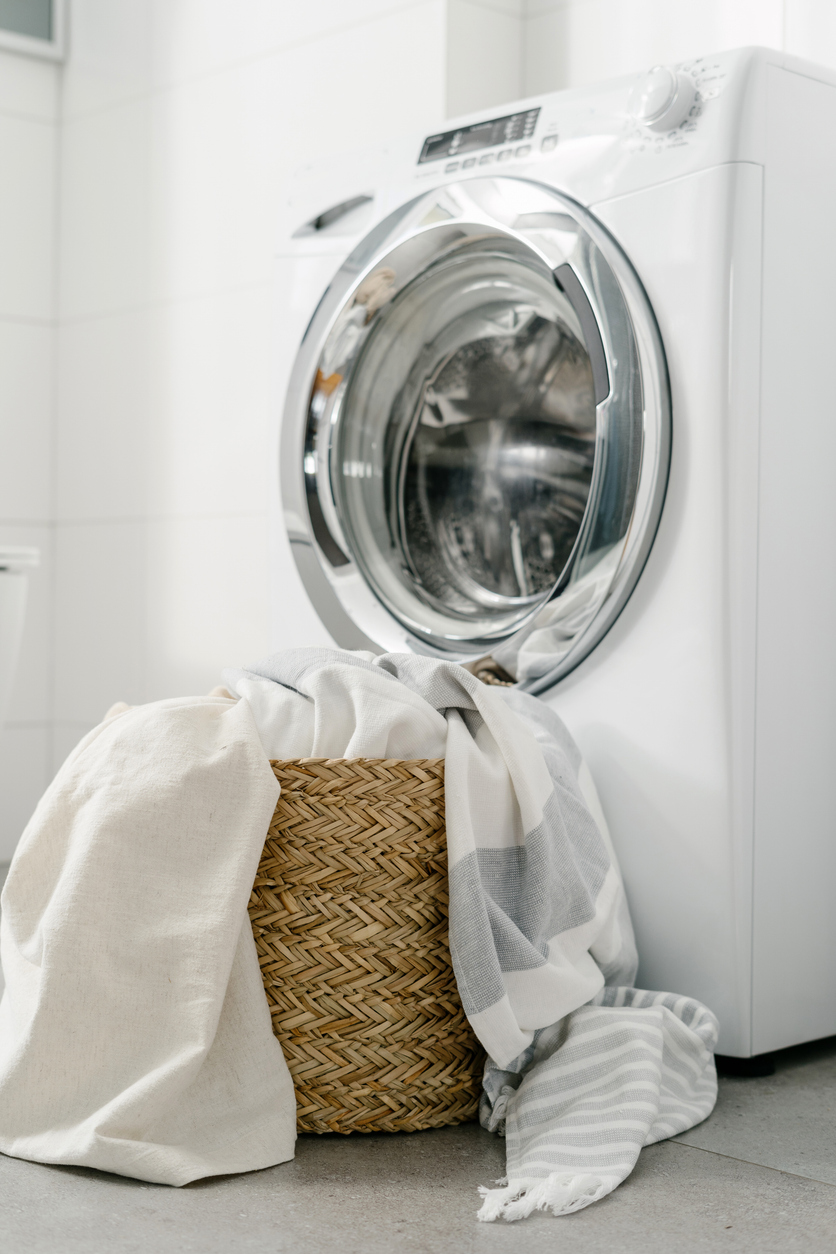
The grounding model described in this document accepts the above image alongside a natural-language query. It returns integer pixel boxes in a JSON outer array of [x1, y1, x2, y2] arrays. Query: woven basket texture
[[248, 757, 485, 1135]]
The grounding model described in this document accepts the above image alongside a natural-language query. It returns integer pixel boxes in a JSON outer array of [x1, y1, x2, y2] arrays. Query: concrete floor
[[0, 863, 835, 1252]]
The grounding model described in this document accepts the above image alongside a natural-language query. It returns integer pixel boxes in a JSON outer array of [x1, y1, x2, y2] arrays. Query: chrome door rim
[[280, 177, 670, 692]]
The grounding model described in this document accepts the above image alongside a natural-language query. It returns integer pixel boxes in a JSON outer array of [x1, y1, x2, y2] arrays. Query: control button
[[445, 160, 459, 172], [540, 134, 558, 152], [515, 144, 531, 158], [479, 152, 495, 164], [462, 157, 477, 169], [630, 66, 696, 132], [497, 148, 513, 161]]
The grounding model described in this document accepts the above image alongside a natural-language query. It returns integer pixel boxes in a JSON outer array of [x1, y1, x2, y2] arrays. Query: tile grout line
[[0, 105, 54, 126], [669, 1138, 836, 1188], [0, 314, 56, 327], [49, 44, 63, 784], [0, 519, 52, 527], [58, 278, 275, 330], [53, 511, 268, 527]]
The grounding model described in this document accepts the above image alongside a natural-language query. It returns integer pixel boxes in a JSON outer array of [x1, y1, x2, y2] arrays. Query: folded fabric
[[0, 696, 295, 1185], [228, 649, 718, 1218]]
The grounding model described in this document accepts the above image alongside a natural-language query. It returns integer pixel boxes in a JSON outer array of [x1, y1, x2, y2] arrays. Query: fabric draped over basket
[[0, 696, 295, 1186], [228, 649, 719, 1220], [0, 647, 718, 1219]]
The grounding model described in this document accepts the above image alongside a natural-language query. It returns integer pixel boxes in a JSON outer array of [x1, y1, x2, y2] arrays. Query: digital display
[[418, 108, 540, 164]]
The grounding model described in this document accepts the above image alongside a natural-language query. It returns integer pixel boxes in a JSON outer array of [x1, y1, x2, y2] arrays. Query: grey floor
[[0, 861, 835, 1252]]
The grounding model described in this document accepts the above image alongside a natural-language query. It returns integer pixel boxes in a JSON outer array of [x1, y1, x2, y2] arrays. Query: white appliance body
[[275, 48, 836, 1057]]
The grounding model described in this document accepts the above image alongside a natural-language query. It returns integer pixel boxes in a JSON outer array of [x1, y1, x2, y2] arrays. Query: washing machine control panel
[[621, 55, 730, 154], [284, 48, 754, 251], [409, 51, 737, 198], [630, 66, 697, 131], [418, 107, 540, 166]]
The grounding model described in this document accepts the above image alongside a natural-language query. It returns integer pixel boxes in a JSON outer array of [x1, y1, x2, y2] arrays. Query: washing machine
[[273, 46, 836, 1059]]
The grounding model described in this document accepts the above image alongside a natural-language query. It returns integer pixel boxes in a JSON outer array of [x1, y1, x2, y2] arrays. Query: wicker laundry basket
[[247, 758, 486, 1135]]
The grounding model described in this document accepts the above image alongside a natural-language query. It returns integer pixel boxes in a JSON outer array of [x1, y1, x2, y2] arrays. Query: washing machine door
[[281, 177, 669, 692]]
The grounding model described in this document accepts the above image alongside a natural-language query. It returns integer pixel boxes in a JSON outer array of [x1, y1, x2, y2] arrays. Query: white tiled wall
[[8, 0, 534, 855], [0, 48, 57, 859], [523, 0, 836, 95], [53, 1, 452, 778], [447, 0, 524, 116]]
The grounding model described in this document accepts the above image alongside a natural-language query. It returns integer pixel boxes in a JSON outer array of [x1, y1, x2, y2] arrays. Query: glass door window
[[286, 177, 669, 689]]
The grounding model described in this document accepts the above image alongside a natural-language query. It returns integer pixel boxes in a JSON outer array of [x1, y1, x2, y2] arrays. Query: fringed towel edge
[[477, 1172, 619, 1221]]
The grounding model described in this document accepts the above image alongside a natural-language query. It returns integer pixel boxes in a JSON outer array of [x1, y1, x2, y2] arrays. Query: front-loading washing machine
[[273, 46, 836, 1058]]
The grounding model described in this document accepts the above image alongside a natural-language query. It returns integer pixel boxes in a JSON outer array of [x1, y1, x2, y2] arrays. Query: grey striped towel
[[478, 987, 718, 1218], [230, 648, 718, 1220]]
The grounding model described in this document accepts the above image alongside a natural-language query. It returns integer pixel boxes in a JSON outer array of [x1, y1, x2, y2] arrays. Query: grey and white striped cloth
[[231, 648, 718, 1221]]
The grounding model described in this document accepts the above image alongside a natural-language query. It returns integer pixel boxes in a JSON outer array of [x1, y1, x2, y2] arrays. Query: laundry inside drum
[[333, 243, 598, 643], [400, 309, 596, 615]]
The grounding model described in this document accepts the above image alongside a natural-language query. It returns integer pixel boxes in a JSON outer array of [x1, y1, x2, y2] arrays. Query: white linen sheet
[[0, 695, 295, 1185]]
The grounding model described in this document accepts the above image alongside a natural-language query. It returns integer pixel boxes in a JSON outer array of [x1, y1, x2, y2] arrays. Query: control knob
[[631, 66, 696, 132]]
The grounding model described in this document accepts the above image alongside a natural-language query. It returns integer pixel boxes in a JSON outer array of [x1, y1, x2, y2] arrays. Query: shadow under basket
[[247, 757, 486, 1135]]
